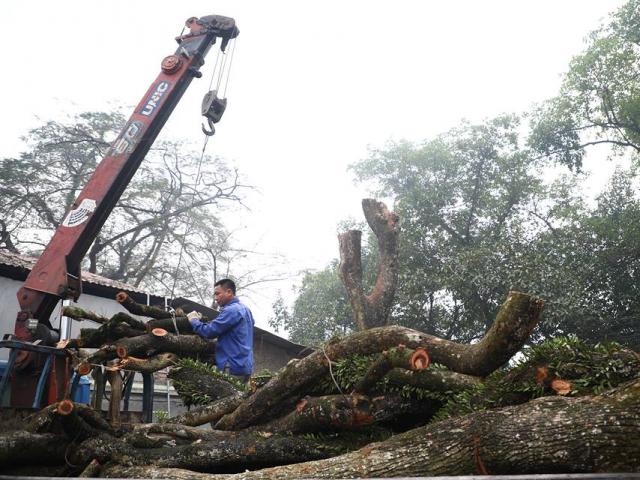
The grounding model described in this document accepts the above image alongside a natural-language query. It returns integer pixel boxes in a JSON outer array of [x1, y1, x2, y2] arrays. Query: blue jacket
[[189, 298, 254, 376]]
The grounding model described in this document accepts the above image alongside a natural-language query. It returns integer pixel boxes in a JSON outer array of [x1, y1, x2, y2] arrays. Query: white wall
[[0, 276, 146, 360]]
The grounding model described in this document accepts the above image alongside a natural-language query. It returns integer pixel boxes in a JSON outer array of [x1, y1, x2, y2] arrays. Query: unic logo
[[140, 81, 170, 116]]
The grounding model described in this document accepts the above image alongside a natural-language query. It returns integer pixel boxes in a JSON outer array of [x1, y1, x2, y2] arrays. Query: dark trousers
[[223, 366, 250, 384]]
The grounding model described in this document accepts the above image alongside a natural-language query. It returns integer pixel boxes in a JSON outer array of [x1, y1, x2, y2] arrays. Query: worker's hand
[[186, 311, 203, 322]]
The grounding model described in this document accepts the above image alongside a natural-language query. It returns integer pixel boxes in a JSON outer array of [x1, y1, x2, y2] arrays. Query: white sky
[[0, 1, 624, 333]]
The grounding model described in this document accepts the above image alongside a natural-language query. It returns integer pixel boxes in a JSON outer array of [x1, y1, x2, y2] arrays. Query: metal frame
[[0, 339, 70, 408]]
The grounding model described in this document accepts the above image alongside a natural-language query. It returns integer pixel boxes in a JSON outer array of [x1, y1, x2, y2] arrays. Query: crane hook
[[201, 90, 227, 136]]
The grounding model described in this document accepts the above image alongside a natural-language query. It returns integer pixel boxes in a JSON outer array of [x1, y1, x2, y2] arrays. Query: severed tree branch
[[338, 199, 400, 330]]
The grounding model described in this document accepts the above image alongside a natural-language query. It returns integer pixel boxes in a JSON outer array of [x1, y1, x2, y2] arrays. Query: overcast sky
[[0, 1, 624, 332]]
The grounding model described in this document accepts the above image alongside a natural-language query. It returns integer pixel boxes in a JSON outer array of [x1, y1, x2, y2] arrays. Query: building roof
[[0, 249, 152, 295], [0, 249, 309, 356]]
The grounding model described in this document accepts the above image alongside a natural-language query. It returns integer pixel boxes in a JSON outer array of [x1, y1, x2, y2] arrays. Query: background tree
[[0, 111, 278, 302], [269, 262, 354, 346], [275, 0, 640, 349], [352, 114, 549, 342], [529, 0, 640, 169]]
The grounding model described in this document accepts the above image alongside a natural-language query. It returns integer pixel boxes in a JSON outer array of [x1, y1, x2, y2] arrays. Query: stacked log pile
[[1, 291, 640, 477], [2, 200, 640, 477]]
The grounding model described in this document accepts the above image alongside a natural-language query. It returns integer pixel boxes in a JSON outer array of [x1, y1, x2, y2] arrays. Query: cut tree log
[[116, 352, 179, 374], [216, 291, 543, 430], [168, 392, 247, 427], [0, 432, 70, 469], [104, 379, 640, 479], [93, 430, 379, 474], [145, 316, 195, 334], [255, 394, 375, 434], [385, 367, 482, 393], [338, 199, 399, 330], [66, 312, 146, 348], [26, 400, 113, 435], [114, 329, 215, 359], [56, 399, 103, 441], [116, 291, 173, 319], [252, 393, 433, 435], [353, 345, 429, 394], [63, 306, 109, 324]]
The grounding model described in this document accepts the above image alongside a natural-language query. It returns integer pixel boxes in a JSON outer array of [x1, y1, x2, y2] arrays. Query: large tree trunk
[[114, 329, 215, 359], [0, 432, 70, 468], [102, 379, 640, 479], [162, 392, 247, 427], [216, 291, 543, 430], [339, 199, 400, 330], [76, 430, 377, 474]]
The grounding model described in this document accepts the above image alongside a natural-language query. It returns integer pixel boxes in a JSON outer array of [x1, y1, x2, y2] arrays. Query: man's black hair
[[214, 278, 236, 294]]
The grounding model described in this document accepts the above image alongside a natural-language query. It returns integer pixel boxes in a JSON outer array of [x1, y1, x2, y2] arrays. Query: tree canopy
[[0, 111, 259, 302], [274, 0, 640, 349]]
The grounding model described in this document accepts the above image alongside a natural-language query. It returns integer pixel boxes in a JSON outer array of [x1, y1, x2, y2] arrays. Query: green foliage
[[434, 336, 640, 421], [351, 115, 549, 342], [154, 410, 170, 423], [309, 351, 450, 405], [269, 264, 357, 346], [169, 358, 246, 407], [175, 357, 248, 392], [529, 0, 640, 169]]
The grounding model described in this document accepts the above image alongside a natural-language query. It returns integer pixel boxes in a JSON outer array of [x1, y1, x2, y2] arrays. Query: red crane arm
[[16, 15, 238, 333]]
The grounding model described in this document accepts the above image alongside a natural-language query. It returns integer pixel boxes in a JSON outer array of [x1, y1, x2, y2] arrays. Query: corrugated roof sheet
[[0, 249, 151, 295]]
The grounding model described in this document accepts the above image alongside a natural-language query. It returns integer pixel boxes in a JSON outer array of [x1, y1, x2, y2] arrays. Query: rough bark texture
[[85, 431, 377, 474], [116, 291, 173, 319], [168, 393, 247, 427], [103, 379, 640, 479], [339, 199, 400, 330], [116, 353, 180, 374], [115, 330, 215, 359], [63, 305, 110, 324], [385, 367, 482, 393], [0, 432, 69, 468], [255, 394, 375, 434], [216, 292, 542, 430], [145, 316, 195, 334], [67, 312, 146, 348], [353, 346, 429, 394], [168, 364, 240, 407]]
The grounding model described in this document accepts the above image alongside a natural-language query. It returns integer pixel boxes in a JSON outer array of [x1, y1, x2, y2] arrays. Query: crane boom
[[14, 15, 238, 366]]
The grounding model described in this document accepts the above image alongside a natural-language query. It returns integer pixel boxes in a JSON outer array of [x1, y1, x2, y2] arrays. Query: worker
[[187, 278, 254, 383]]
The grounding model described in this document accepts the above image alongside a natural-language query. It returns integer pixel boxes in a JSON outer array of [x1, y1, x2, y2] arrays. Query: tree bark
[[116, 353, 180, 374], [146, 316, 195, 334], [56, 399, 103, 441], [63, 306, 110, 324], [0, 432, 69, 468], [168, 364, 241, 407], [385, 367, 482, 393], [216, 292, 542, 430], [98, 431, 377, 475], [106, 379, 640, 479], [116, 291, 173, 319], [338, 199, 400, 330], [353, 345, 429, 394], [168, 392, 246, 427], [67, 312, 146, 348], [114, 330, 215, 359]]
